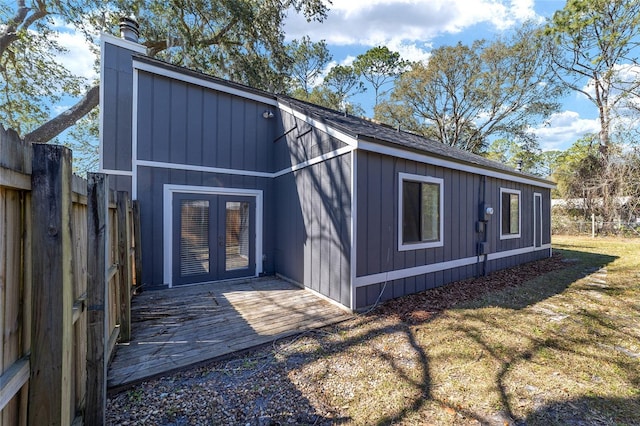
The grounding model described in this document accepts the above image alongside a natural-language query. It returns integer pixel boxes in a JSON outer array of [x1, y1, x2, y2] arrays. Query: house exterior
[[100, 33, 554, 311]]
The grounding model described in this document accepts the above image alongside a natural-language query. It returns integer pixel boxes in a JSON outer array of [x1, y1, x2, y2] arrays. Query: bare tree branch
[[144, 17, 240, 57], [24, 85, 99, 143], [0, 2, 29, 57]]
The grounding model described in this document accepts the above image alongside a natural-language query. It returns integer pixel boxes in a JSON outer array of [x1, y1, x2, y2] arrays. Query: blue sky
[[55, 0, 602, 152]]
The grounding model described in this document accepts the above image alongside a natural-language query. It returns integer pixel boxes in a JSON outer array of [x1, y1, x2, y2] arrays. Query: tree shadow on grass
[[360, 248, 630, 425], [456, 248, 618, 311], [522, 395, 640, 425], [108, 249, 631, 425]]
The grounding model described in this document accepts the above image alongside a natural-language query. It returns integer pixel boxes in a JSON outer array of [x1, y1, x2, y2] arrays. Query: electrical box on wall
[[478, 242, 490, 255], [482, 204, 494, 221], [479, 202, 494, 222], [476, 221, 485, 233]]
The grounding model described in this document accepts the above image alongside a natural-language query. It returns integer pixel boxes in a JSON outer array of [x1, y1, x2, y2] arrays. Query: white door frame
[[163, 184, 263, 287], [533, 192, 543, 248]]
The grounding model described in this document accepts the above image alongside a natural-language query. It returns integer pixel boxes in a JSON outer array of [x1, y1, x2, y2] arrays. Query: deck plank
[[107, 277, 351, 389]]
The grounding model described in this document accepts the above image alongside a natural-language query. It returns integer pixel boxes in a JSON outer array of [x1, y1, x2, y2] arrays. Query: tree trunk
[[24, 85, 99, 144]]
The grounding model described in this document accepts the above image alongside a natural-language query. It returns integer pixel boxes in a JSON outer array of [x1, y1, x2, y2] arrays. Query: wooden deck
[[107, 277, 352, 389]]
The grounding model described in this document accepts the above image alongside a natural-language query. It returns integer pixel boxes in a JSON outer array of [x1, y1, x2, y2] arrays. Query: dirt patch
[[376, 253, 567, 323]]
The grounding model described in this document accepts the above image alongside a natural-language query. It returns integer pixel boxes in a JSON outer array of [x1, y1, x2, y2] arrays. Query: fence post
[[86, 173, 109, 425], [28, 144, 74, 426], [116, 191, 132, 342]]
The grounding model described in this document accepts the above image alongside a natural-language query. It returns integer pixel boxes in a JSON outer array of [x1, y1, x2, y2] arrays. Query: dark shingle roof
[[278, 96, 554, 186]]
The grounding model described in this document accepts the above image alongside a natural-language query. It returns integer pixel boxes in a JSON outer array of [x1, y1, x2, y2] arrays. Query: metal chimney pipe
[[119, 17, 140, 43]]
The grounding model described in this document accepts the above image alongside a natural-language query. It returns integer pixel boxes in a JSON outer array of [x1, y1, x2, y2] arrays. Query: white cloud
[[533, 110, 600, 151], [47, 17, 99, 82], [55, 30, 98, 82], [285, 0, 539, 46], [581, 63, 640, 101], [386, 40, 432, 64]]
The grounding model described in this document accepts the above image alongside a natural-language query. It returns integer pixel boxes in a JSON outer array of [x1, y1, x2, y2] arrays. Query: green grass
[[289, 236, 640, 425]]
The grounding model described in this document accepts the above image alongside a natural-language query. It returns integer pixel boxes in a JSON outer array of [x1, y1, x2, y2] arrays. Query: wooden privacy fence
[[0, 126, 140, 425]]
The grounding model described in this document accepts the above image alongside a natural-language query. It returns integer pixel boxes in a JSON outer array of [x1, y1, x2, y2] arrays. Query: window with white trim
[[398, 173, 444, 251], [500, 188, 521, 239]]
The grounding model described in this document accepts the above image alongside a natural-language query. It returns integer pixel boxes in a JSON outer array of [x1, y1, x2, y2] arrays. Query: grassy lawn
[[107, 236, 640, 425], [288, 236, 640, 425]]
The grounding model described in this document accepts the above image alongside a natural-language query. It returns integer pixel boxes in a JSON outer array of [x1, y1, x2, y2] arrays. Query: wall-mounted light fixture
[[262, 110, 274, 119]]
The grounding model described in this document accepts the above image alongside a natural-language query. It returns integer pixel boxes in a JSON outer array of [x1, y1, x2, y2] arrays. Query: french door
[[173, 193, 255, 285]]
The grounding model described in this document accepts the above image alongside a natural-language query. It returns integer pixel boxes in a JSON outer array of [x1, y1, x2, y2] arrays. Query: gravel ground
[[106, 254, 567, 425], [106, 327, 358, 425]]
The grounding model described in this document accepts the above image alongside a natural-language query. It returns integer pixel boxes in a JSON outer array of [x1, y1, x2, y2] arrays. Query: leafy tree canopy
[[544, 0, 640, 159], [377, 22, 565, 154], [286, 35, 331, 95], [0, 0, 330, 148], [353, 46, 407, 106], [484, 138, 546, 177]]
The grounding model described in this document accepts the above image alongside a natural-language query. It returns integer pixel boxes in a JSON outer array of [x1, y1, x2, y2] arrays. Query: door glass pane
[[180, 200, 210, 276], [226, 201, 250, 271]]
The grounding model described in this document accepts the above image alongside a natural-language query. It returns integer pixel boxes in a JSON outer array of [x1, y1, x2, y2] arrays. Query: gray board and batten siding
[[100, 36, 144, 192], [133, 61, 277, 288], [279, 99, 553, 309], [100, 33, 554, 311], [353, 150, 551, 309], [100, 34, 354, 307]]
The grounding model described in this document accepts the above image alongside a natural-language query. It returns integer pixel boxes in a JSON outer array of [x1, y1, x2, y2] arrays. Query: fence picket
[[86, 173, 109, 426], [0, 128, 136, 424], [28, 144, 74, 426]]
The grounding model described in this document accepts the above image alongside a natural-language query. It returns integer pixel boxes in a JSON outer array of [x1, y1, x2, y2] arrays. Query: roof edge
[[131, 55, 278, 106], [357, 136, 556, 189]]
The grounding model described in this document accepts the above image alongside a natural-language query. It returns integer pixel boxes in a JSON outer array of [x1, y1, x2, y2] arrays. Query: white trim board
[[135, 146, 354, 180], [354, 244, 552, 287], [132, 68, 139, 199], [101, 33, 147, 53], [101, 169, 133, 177], [397, 172, 445, 251], [357, 140, 556, 189], [277, 102, 359, 148], [99, 38, 105, 172], [133, 59, 278, 107], [273, 146, 354, 177], [163, 184, 264, 287], [534, 193, 543, 248], [349, 150, 358, 311], [138, 160, 273, 178], [499, 188, 522, 240]]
